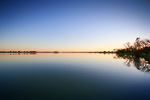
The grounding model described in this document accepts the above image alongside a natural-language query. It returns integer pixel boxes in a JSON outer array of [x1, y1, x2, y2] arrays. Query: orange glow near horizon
[[0, 45, 120, 52], [0, 52, 115, 63]]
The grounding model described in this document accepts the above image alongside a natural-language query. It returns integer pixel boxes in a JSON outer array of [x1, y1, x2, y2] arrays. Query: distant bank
[[0, 51, 116, 54]]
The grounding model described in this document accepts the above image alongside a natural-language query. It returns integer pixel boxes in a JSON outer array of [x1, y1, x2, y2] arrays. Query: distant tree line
[[0, 51, 37, 54], [116, 38, 150, 57]]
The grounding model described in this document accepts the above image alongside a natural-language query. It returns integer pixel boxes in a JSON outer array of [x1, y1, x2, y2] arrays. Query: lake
[[0, 53, 150, 100]]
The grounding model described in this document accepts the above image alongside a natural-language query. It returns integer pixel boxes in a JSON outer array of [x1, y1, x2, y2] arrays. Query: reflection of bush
[[114, 53, 150, 73], [114, 37, 150, 73]]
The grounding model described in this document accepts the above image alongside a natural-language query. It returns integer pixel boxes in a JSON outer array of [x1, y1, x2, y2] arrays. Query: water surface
[[0, 53, 150, 100]]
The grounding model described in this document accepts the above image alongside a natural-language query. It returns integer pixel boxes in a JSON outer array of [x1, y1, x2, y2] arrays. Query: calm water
[[0, 53, 150, 100]]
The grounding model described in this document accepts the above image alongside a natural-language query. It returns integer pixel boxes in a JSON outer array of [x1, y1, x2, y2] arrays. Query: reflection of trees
[[114, 54, 150, 73]]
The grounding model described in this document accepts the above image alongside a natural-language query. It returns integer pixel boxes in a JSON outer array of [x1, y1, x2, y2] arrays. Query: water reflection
[[0, 53, 150, 100], [114, 54, 150, 73]]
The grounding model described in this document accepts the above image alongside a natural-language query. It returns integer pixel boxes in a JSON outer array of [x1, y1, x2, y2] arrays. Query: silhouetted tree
[[116, 37, 150, 57]]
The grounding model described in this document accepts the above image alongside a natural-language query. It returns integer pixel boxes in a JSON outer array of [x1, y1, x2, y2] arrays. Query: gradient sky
[[0, 0, 150, 51]]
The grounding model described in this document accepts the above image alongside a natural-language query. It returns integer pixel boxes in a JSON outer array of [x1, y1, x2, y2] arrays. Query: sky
[[0, 0, 150, 51]]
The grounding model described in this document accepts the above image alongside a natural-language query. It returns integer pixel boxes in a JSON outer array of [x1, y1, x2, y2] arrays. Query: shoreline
[[0, 51, 116, 54]]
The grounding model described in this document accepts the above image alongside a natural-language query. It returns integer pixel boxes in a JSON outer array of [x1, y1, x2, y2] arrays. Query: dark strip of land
[[0, 51, 116, 54]]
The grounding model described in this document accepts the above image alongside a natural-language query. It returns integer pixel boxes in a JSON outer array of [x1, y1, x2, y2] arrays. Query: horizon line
[[0, 50, 116, 53]]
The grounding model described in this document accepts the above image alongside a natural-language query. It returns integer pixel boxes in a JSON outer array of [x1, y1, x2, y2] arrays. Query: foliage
[[116, 38, 150, 57]]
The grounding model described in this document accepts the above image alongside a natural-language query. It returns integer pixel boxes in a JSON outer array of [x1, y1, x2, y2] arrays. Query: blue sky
[[0, 0, 150, 51]]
